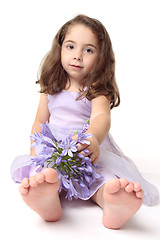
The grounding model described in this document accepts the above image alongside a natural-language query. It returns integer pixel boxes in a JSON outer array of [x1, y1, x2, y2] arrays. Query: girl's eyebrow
[[64, 40, 97, 49]]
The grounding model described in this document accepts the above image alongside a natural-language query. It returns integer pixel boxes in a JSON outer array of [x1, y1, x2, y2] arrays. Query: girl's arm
[[30, 93, 50, 156], [78, 95, 111, 163], [88, 95, 111, 144]]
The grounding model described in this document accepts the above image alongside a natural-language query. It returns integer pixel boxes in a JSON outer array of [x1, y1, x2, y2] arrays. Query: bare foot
[[19, 168, 62, 222], [102, 178, 144, 229], [92, 178, 144, 229]]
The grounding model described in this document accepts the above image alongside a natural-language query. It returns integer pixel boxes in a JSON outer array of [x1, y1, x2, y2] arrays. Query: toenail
[[125, 183, 134, 192]]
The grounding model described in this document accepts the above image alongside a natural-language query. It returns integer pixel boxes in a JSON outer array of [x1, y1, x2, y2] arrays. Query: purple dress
[[11, 90, 159, 206]]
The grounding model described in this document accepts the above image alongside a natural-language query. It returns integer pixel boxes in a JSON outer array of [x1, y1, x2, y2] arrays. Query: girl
[[11, 15, 159, 229]]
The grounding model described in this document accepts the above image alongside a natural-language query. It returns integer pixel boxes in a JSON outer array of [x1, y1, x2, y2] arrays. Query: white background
[[0, 1, 160, 239]]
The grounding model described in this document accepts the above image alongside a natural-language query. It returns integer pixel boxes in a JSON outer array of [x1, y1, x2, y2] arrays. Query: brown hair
[[36, 14, 120, 109]]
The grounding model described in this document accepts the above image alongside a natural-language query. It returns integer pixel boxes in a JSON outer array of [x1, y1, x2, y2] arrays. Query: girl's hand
[[77, 135, 100, 164]]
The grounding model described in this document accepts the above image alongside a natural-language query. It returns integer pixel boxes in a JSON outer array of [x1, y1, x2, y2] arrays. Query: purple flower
[[30, 121, 103, 201], [30, 129, 56, 149], [58, 137, 77, 157], [66, 179, 79, 200], [79, 181, 90, 198], [84, 149, 90, 154], [41, 121, 57, 141], [56, 156, 62, 165], [61, 175, 70, 189], [77, 132, 92, 145], [31, 155, 50, 167], [82, 121, 90, 133], [84, 174, 91, 183], [86, 164, 93, 173], [30, 130, 44, 147], [40, 146, 56, 156]]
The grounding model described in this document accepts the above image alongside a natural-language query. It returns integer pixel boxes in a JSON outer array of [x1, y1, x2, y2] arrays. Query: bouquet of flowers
[[30, 122, 103, 200]]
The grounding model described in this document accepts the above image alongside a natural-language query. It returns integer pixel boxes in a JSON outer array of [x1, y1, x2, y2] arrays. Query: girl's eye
[[85, 48, 93, 53], [66, 45, 74, 50]]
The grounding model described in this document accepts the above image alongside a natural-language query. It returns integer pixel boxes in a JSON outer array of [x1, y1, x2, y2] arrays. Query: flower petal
[[68, 149, 73, 157]]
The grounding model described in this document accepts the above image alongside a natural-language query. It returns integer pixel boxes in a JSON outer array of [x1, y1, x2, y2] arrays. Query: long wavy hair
[[36, 15, 120, 109]]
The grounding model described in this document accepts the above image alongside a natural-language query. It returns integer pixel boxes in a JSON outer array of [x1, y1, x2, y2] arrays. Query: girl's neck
[[65, 78, 83, 92]]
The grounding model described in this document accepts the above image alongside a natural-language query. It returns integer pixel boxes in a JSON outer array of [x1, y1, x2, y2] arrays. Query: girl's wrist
[[30, 148, 37, 156], [87, 134, 100, 148], [86, 132, 100, 145]]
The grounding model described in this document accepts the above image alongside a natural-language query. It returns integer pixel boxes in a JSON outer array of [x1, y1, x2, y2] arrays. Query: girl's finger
[[78, 149, 90, 157], [77, 143, 88, 151], [89, 152, 99, 164]]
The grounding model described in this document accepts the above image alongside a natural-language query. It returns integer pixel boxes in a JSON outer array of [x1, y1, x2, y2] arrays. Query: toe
[[136, 189, 144, 199], [21, 178, 29, 188], [43, 168, 59, 183], [19, 185, 29, 195], [133, 182, 141, 192], [105, 178, 121, 194], [30, 176, 38, 187], [125, 182, 134, 192], [120, 178, 129, 188], [35, 172, 45, 184]]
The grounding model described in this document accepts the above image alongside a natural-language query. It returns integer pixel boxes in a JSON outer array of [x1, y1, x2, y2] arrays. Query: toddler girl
[[11, 14, 159, 229]]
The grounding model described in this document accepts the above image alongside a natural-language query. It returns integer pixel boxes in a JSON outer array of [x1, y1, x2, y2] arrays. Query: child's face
[[61, 24, 99, 84]]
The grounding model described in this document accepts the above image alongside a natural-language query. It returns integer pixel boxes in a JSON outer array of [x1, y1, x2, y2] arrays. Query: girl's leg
[[91, 178, 144, 229], [19, 168, 62, 222]]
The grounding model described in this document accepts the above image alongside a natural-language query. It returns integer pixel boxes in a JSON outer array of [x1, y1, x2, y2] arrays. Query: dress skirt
[[10, 126, 159, 206]]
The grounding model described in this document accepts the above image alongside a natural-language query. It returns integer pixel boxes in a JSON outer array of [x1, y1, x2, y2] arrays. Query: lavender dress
[[11, 90, 159, 206]]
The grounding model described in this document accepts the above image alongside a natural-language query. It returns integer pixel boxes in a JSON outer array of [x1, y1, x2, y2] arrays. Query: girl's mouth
[[70, 64, 83, 69]]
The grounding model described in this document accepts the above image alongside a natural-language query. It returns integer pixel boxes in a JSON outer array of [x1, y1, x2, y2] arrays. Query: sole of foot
[[19, 168, 62, 222], [102, 178, 144, 229]]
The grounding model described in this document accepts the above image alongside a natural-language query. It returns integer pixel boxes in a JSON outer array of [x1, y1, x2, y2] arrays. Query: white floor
[[1, 173, 160, 240]]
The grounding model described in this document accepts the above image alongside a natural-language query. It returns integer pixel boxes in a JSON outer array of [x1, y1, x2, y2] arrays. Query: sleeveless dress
[[11, 90, 159, 206]]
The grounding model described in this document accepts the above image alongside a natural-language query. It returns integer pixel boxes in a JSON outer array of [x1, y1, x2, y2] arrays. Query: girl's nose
[[74, 56, 82, 61], [73, 51, 83, 61]]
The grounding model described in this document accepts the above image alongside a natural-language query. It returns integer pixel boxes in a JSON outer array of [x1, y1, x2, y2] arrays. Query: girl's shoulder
[[91, 95, 110, 108], [91, 95, 111, 116]]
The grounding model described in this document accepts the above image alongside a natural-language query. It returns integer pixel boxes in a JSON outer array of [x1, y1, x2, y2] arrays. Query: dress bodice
[[48, 90, 91, 131]]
